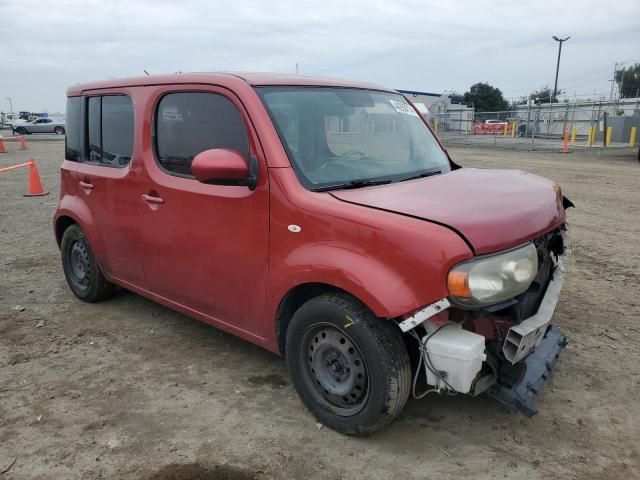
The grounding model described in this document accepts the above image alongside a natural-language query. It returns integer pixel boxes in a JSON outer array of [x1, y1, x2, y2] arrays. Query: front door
[[31, 119, 49, 133], [75, 93, 146, 288], [138, 87, 269, 335]]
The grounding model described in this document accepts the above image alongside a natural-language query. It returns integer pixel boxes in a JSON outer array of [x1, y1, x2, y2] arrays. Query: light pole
[[552, 36, 570, 103], [6, 97, 13, 115]]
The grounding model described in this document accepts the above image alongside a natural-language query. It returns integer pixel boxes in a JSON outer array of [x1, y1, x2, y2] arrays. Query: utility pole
[[609, 62, 618, 100], [5, 97, 12, 115], [552, 36, 570, 103]]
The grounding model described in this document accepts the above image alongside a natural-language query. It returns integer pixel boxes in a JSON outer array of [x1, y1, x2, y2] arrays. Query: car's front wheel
[[15, 127, 27, 135], [286, 293, 411, 435], [54, 126, 65, 135], [61, 224, 115, 302]]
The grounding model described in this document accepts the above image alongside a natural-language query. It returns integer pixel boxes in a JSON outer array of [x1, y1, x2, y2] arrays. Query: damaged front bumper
[[403, 257, 568, 416], [487, 259, 568, 416], [488, 325, 567, 416]]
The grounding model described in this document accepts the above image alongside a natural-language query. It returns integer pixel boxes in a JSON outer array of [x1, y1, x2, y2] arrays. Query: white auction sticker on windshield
[[389, 99, 419, 117]]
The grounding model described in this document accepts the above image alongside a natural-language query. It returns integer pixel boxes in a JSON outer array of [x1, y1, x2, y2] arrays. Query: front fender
[[277, 244, 417, 318], [264, 167, 473, 348]]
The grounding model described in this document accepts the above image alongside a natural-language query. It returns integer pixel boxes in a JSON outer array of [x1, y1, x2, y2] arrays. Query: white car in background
[[12, 118, 66, 135]]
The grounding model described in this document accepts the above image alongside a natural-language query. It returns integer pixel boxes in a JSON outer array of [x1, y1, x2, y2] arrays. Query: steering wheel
[[338, 149, 367, 161], [316, 149, 368, 172]]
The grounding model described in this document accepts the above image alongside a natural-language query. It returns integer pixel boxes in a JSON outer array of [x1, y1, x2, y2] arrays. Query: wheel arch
[[275, 282, 381, 357], [54, 215, 77, 248]]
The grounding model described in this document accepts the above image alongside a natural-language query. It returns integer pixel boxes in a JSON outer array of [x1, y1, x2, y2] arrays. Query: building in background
[[397, 89, 474, 134]]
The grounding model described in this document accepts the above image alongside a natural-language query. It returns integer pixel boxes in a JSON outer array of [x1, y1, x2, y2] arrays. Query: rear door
[[74, 92, 146, 288], [137, 86, 270, 335]]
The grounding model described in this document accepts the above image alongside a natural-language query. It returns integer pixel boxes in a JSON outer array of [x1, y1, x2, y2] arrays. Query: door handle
[[79, 181, 94, 194], [141, 193, 164, 210]]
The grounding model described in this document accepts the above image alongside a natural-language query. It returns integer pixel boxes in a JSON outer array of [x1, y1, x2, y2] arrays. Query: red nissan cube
[[54, 73, 572, 435]]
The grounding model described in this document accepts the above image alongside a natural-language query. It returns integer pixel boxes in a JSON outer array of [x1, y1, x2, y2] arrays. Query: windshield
[[257, 87, 451, 190]]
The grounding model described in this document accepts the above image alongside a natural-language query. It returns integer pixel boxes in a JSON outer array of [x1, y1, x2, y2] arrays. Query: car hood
[[329, 168, 565, 255]]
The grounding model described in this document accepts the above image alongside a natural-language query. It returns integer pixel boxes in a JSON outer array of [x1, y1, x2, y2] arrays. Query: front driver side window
[[155, 92, 249, 177]]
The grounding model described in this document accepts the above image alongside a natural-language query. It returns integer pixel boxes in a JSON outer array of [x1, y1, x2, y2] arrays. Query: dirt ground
[[1, 140, 639, 480]]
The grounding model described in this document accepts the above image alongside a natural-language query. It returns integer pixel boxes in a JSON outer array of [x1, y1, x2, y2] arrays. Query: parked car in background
[[13, 118, 65, 135], [54, 73, 573, 435], [484, 119, 508, 125]]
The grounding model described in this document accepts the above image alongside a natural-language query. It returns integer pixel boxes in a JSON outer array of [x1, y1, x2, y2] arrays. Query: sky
[[1, 0, 639, 113]]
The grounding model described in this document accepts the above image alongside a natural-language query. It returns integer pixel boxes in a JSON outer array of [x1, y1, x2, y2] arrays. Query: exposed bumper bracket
[[398, 298, 450, 333], [503, 260, 565, 364], [489, 325, 567, 416]]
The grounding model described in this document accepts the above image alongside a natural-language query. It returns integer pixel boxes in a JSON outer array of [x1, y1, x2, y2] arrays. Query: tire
[[15, 127, 27, 135], [285, 293, 411, 435], [54, 126, 65, 135], [60, 224, 115, 302]]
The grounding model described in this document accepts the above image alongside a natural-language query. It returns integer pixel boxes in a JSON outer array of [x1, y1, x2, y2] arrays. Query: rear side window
[[65, 97, 81, 161], [155, 92, 249, 176], [85, 95, 134, 167]]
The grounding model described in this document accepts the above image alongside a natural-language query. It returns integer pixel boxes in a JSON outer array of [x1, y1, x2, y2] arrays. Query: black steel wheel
[[286, 293, 411, 435], [302, 324, 369, 416], [61, 224, 114, 302], [68, 239, 91, 293]]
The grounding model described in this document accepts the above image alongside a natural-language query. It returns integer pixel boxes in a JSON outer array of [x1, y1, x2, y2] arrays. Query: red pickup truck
[[54, 73, 572, 435]]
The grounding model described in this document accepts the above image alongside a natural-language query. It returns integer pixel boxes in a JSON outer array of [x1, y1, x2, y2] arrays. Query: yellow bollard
[[606, 127, 612, 146], [587, 128, 592, 145], [571, 127, 576, 144], [503, 123, 507, 136], [630, 127, 637, 147], [434, 118, 438, 134], [511, 121, 516, 138]]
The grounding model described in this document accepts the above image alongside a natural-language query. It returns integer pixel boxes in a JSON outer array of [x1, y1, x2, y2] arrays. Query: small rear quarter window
[[65, 97, 81, 161]]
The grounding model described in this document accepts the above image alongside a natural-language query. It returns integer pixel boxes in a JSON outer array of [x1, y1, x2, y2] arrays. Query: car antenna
[[143, 70, 150, 76]]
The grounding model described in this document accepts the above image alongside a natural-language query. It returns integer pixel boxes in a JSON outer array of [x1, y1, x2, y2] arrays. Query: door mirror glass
[[192, 148, 252, 186]]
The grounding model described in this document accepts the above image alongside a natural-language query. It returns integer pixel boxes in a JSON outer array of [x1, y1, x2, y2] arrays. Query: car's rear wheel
[[286, 293, 411, 435], [54, 126, 65, 135], [61, 224, 115, 302]]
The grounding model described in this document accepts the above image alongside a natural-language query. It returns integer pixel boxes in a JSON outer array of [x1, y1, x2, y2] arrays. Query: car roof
[[67, 72, 393, 96]]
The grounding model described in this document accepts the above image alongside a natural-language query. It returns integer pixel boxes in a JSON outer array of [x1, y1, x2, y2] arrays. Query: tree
[[529, 86, 563, 104], [448, 91, 466, 104], [510, 96, 529, 110], [615, 64, 640, 98], [463, 83, 509, 112]]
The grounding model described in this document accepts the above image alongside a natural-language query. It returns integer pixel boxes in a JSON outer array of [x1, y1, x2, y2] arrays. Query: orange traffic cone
[[0, 136, 6, 153], [19, 135, 27, 150], [24, 159, 48, 197]]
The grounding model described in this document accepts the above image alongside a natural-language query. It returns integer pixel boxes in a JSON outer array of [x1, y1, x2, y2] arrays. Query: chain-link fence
[[423, 98, 640, 151]]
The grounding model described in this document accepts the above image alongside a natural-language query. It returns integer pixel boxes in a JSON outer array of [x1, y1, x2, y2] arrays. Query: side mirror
[[191, 149, 257, 190]]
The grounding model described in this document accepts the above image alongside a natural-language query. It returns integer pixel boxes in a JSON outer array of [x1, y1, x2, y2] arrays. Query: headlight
[[447, 243, 538, 307]]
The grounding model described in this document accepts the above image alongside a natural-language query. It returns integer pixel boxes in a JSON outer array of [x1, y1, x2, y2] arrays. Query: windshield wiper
[[313, 178, 392, 192], [398, 169, 442, 182]]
